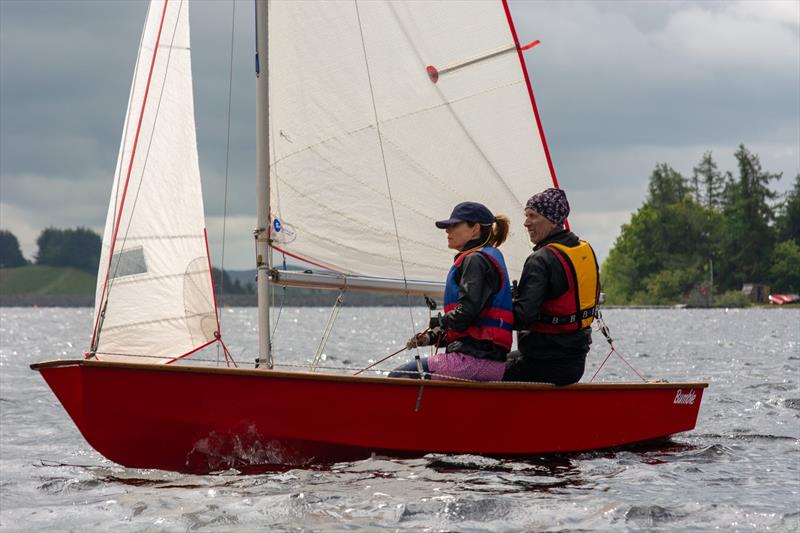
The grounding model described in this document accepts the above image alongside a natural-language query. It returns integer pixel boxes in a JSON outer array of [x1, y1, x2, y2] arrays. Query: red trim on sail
[[269, 243, 345, 274], [165, 338, 219, 365], [203, 228, 223, 337], [500, 0, 560, 191], [89, 0, 171, 353]]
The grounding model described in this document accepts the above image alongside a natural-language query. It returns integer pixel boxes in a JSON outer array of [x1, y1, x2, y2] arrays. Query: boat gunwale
[[30, 359, 709, 391]]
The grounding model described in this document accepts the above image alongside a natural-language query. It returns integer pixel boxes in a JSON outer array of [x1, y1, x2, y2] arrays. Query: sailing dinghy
[[32, 0, 706, 473]]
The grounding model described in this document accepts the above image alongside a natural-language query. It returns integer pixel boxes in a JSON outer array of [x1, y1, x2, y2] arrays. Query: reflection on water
[[1, 307, 798, 531]]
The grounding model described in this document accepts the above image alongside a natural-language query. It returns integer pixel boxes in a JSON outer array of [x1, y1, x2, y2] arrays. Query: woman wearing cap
[[504, 188, 600, 385], [389, 201, 513, 381]]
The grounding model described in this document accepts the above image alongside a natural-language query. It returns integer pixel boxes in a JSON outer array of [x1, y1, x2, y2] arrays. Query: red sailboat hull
[[32, 360, 707, 473]]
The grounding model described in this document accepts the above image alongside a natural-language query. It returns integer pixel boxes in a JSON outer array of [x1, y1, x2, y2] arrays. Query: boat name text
[[673, 389, 696, 405]]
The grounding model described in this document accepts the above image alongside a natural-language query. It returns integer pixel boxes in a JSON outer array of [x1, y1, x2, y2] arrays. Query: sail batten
[[91, 0, 217, 364], [268, 0, 556, 284]]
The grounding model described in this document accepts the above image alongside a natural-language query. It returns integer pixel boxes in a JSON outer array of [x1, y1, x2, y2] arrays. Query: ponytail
[[478, 214, 510, 248]]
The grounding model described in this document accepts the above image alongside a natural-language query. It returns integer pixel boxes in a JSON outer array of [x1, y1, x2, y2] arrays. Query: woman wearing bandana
[[505, 188, 600, 385]]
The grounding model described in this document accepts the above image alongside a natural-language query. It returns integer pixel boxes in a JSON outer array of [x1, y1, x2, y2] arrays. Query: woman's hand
[[405, 328, 443, 349]]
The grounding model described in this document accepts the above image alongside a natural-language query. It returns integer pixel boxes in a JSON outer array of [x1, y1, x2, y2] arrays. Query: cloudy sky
[[1, 0, 798, 270]]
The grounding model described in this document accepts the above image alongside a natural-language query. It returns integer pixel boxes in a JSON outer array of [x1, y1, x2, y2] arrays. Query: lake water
[[1, 307, 798, 531]]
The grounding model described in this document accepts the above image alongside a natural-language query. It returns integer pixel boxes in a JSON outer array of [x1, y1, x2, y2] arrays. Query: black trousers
[[502, 350, 585, 385]]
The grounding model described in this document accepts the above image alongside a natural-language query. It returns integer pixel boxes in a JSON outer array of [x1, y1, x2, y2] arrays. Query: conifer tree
[[718, 145, 780, 286], [692, 151, 725, 210], [775, 174, 800, 245], [647, 163, 689, 207]]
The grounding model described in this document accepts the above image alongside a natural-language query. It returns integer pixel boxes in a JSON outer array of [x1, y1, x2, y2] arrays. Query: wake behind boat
[[31, 0, 706, 473]]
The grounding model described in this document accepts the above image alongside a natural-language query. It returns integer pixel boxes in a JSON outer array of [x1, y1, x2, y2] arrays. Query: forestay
[[91, 0, 217, 364], [267, 0, 556, 283]]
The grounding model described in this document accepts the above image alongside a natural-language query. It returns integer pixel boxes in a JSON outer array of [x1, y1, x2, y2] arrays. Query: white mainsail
[[91, 0, 217, 363], [267, 0, 556, 283]]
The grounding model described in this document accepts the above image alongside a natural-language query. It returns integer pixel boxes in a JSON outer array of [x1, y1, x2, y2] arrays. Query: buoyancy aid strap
[[535, 305, 598, 325], [453, 247, 506, 288], [544, 244, 582, 331]]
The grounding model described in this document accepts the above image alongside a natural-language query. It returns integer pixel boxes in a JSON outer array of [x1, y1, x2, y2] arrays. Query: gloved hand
[[429, 313, 445, 330], [405, 327, 443, 349]]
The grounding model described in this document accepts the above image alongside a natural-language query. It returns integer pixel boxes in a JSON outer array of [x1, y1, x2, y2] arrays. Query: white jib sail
[[267, 0, 556, 283], [91, 0, 217, 364]]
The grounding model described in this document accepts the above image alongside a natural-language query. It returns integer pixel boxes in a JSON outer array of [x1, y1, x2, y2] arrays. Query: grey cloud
[[1, 0, 798, 269]]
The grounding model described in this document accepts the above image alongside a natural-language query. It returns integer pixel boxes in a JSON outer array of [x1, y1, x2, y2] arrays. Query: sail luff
[[90, 0, 171, 354], [500, 0, 560, 190]]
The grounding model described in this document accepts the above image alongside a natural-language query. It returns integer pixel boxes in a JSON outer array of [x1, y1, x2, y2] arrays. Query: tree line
[[0, 227, 254, 295], [602, 145, 800, 305], [0, 227, 101, 271]]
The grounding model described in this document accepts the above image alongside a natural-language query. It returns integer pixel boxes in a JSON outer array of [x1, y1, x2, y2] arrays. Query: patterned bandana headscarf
[[525, 188, 570, 225]]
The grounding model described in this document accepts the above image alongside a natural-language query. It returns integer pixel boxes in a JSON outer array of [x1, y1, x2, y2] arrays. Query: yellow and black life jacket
[[530, 241, 599, 333]]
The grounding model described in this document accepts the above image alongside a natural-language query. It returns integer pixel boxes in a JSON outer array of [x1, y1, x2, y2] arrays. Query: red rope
[[590, 344, 648, 383], [589, 347, 614, 382], [218, 337, 237, 368], [353, 346, 408, 376]]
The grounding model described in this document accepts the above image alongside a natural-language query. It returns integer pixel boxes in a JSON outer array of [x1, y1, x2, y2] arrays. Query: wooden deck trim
[[31, 359, 709, 391]]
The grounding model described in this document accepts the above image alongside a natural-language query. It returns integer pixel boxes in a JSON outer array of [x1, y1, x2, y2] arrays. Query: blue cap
[[435, 202, 495, 228]]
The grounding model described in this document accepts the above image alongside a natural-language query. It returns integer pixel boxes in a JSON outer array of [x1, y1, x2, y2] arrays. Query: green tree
[[716, 145, 780, 288], [603, 147, 785, 304], [0, 230, 28, 267], [768, 240, 800, 292], [692, 151, 725, 209], [36, 227, 102, 272], [647, 163, 690, 207], [601, 196, 720, 304], [775, 174, 800, 245]]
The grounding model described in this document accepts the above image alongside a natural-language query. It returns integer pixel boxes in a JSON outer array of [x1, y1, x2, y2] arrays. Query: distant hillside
[[0, 266, 427, 307], [0, 265, 95, 295]]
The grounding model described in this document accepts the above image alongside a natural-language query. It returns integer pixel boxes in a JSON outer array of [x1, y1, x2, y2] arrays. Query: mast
[[255, 0, 272, 368]]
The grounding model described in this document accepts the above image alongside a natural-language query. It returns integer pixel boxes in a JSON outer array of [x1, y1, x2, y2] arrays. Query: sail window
[[109, 246, 148, 278]]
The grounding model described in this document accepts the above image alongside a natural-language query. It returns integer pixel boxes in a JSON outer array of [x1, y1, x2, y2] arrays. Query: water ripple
[[2, 307, 798, 531]]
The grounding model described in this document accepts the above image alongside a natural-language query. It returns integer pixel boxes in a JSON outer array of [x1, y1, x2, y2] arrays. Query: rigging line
[[310, 289, 346, 371], [353, 0, 420, 344], [108, 0, 152, 264], [353, 345, 408, 376], [591, 312, 648, 382], [90, 0, 172, 351], [217, 0, 237, 366], [270, 252, 288, 337]]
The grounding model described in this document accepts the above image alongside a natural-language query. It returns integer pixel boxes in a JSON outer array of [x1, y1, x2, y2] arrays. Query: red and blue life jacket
[[443, 246, 513, 350]]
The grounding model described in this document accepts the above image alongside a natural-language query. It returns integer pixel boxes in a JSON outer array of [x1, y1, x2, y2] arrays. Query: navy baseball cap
[[435, 202, 495, 228]]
